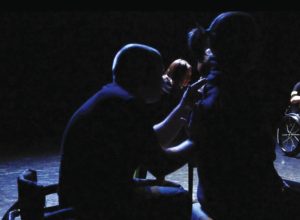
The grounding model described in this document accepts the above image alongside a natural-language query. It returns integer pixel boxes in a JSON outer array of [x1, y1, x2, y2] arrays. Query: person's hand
[[180, 78, 207, 111]]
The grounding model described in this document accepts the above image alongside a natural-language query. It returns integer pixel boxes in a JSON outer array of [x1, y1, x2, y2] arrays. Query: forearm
[[290, 95, 300, 104], [148, 139, 195, 177], [153, 104, 191, 148], [153, 78, 207, 148], [164, 139, 195, 161]]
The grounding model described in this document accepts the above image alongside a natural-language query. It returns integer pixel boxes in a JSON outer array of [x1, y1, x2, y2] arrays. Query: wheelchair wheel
[[277, 113, 300, 156]]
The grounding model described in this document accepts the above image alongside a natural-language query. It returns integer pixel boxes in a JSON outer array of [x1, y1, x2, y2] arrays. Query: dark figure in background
[[59, 43, 205, 220], [159, 59, 193, 150], [290, 81, 300, 113], [189, 12, 300, 219], [158, 59, 192, 122]]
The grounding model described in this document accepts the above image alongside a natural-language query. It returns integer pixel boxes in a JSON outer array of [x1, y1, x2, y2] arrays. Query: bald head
[[112, 43, 164, 103]]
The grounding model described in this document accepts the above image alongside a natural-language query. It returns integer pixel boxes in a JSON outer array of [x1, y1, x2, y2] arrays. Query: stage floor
[[1, 145, 299, 218]]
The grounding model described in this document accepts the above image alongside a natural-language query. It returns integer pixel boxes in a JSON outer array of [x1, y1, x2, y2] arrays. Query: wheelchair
[[276, 106, 300, 157]]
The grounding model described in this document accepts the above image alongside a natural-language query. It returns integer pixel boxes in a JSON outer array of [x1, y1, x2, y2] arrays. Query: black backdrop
[[0, 11, 299, 153]]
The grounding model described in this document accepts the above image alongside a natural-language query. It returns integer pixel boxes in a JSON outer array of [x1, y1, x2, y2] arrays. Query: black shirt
[[190, 62, 284, 219], [58, 83, 169, 219]]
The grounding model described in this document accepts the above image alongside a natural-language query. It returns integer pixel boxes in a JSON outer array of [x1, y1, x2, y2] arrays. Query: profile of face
[[165, 59, 192, 89], [141, 61, 164, 104]]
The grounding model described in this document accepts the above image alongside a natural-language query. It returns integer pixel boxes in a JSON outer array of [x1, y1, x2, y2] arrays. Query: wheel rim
[[277, 115, 300, 153]]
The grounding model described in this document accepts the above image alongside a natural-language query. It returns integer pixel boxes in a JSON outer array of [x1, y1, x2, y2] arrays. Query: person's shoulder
[[88, 83, 134, 107], [293, 81, 300, 91]]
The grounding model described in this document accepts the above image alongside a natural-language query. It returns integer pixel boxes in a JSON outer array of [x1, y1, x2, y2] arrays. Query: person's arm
[[290, 94, 300, 104], [163, 139, 195, 161], [290, 82, 300, 104], [153, 104, 191, 148], [153, 78, 206, 148], [147, 139, 195, 178]]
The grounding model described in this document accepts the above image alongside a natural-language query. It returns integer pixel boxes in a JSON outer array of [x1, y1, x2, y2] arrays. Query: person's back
[[193, 64, 284, 219], [59, 82, 158, 219], [190, 12, 284, 219], [58, 44, 166, 219]]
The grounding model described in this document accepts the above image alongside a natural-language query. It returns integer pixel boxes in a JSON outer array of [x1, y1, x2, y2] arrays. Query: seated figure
[[58, 43, 206, 220]]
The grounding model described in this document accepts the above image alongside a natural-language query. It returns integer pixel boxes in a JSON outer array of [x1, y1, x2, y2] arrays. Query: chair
[[2, 169, 74, 220]]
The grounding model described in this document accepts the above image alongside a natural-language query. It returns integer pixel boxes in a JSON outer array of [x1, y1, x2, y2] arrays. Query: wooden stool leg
[[188, 162, 194, 199]]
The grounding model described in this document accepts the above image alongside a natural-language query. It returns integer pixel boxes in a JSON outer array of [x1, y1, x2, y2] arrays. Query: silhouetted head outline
[[112, 43, 164, 103], [207, 11, 259, 72], [187, 27, 208, 62]]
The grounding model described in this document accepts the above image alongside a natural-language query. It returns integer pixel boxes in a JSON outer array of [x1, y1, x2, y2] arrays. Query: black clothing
[[190, 59, 285, 219], [58, 83, 191, 220], [59, 83, 169, 219]]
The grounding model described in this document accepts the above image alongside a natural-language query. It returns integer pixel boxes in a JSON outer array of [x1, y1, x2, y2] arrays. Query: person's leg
[[133, 180, 192, 220], [191, 203, 212, 220]]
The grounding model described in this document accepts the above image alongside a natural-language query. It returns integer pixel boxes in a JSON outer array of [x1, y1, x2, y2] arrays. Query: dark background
[[0, 11, 299, 154]]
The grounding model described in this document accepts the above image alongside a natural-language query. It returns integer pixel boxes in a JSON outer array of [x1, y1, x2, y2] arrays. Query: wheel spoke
[[279, 115, 300, 152], [290, 125, 299, 133], [283, 137, 291, 144], [290, 138, 296, 150], [290, 122, 296, 132]]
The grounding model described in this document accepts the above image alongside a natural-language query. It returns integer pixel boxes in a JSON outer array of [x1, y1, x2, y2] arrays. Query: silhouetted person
[[189, 12, 300, 220], [58, 43, 206, 220], [290, 81, 300, 113]]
